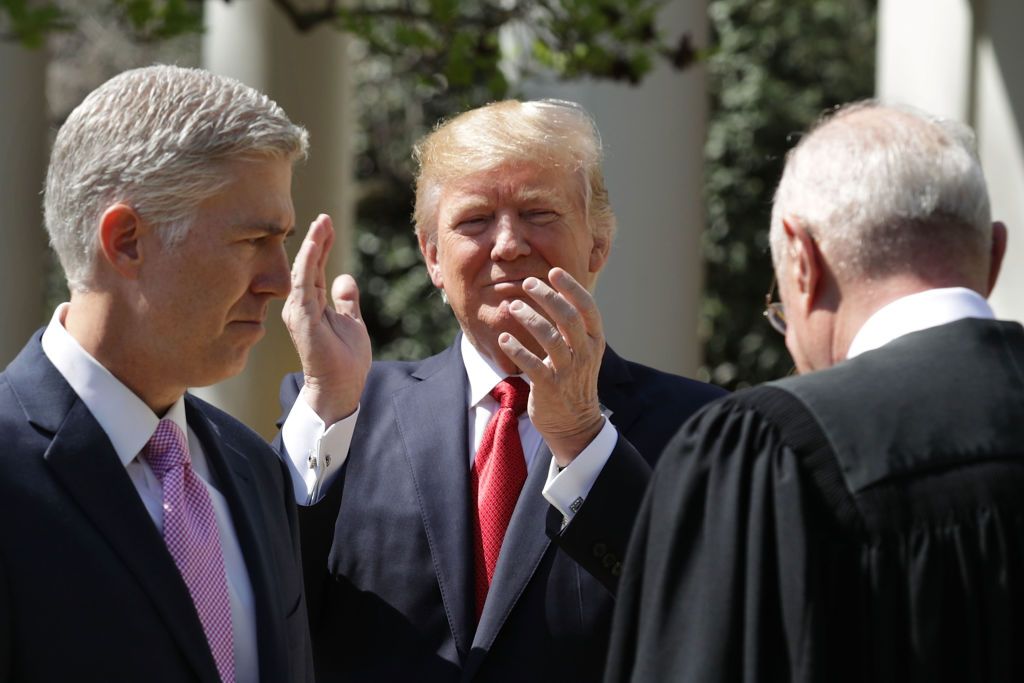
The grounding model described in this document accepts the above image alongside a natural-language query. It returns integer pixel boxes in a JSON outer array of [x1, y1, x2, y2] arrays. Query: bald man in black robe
[[606, 103, 1024, 682]]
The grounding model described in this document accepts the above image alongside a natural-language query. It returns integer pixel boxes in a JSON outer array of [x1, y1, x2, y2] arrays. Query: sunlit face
[[420, 162, 608, 367], [134, 157, 294, 389]]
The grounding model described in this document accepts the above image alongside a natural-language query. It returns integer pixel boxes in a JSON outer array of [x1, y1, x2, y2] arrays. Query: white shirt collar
[[846, 287, 995, 359], [460, 335, 529, 408], [40, 303, 188, 467]]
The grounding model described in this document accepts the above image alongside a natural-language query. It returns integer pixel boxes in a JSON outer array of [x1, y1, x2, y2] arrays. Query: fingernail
[[523, 277, 538, 291], [510, 300, 523, 311], [499, 333, 511, 343]]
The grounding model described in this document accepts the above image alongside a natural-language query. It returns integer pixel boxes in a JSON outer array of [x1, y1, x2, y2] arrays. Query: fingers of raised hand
[[290, 214, 334, 301], [547, 267, 603, 340], [314, 214, 335, 275], [507, 298, 572, 369], [521, 276, 586, 348], [497, 331, 548, 377]]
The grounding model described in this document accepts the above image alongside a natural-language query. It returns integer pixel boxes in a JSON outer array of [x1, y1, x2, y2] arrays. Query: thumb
[[332, 273, 362, 320]]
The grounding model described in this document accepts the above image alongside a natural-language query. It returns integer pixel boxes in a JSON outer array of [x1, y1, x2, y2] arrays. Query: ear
[[417, 230, 444, 289], [985, 221, 1008, 296], [97, 203, 146, 280], [782, 216, 822, 313], [588, 234, 611, 274]]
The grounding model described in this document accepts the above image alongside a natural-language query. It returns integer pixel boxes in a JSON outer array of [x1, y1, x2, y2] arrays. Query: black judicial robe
[[606, 318, 1024, 683]]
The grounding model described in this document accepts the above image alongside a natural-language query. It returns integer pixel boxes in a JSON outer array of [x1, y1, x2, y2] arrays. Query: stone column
[[974, 0, 1024, 323], [196, 0, 354, 437], [0, 41, 48, 366], [877, 0, 1023, 323], [876, 0, 973, 121], [525, 0, 709, 377]]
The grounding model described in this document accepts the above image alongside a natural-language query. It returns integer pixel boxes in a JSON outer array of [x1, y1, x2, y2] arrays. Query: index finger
[[292, 214, 334, 297]]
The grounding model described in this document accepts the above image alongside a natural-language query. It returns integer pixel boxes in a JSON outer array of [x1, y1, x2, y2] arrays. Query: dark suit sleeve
[[547, 434, 652, 594], [604, 400, 813, 683]]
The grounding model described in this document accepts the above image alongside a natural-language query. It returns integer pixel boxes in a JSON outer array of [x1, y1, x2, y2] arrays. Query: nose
[[252, 243, 292, 299], [490, 212, 531, 261]]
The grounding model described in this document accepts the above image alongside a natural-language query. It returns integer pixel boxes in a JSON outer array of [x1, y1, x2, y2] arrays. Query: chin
[[195, 351, 253, 388]]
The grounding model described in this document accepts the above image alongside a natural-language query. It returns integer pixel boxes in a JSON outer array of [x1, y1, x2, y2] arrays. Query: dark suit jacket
[[0, 332, 313, 683], [278, 337, 725, 682]]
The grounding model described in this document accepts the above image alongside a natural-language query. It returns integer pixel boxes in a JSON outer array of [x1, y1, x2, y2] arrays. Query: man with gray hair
[[276, 99, 724, 681], [0, 65, 314, 682], [605, 102, 1021, 682]]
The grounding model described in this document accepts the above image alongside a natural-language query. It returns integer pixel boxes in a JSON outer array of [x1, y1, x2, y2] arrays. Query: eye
[[455, 215, 491, 234], [522, 210, 560, 225]]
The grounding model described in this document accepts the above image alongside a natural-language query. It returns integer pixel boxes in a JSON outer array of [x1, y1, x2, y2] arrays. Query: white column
[[876, 0, 973, 120], [877, 0, 1023, 323], [974, 0, 1024, 323], [0, 41, 48, 366], [196, 0, 354, 436], [525, 0, 708, 377]]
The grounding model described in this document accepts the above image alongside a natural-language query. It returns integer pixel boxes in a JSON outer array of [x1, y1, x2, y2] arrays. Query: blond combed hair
[[412, 99, 616, 244]]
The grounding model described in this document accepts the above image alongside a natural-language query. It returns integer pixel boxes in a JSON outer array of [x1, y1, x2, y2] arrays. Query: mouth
[[229, 318, 266, 331], [490, 277, 526, 287]]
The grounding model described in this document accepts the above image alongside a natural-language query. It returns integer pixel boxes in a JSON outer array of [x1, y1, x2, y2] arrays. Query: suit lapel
[[14, 344, 221, 683], [186, 398, 288, 682], [392, 342, 476, 659]]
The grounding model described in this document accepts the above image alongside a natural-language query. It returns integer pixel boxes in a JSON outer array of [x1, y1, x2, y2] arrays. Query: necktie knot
[[143, 419, 190, 481], [491, 377, 529, 416]]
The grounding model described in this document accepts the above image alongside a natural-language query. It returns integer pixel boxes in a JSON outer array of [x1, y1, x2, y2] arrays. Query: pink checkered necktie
[[143, 419, 235, 683], [471, 377, 530, 621]]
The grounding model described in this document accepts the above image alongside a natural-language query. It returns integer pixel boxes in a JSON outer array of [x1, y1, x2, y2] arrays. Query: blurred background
[[2, 0, 1021, 437]]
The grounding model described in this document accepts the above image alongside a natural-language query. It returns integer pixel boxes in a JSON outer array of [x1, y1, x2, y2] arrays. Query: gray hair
[[770, 101, 991, 279], [45, 64, 309, 291], [412, 99, 616, 245]]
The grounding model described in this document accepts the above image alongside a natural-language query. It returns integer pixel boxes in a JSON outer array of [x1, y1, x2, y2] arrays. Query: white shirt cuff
[[542, 416, 617, 525], [280, 393, 358, 506]]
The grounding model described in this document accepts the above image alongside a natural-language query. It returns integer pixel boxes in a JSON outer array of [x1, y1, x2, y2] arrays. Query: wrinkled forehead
[[441, 160, 585, 208]]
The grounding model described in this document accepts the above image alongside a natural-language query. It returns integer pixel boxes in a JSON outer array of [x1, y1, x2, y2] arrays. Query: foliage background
[[699, 0, 877, 387]]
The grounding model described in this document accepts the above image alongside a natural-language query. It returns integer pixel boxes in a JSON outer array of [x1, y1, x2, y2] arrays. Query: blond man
[[277, 100, 724, 682]]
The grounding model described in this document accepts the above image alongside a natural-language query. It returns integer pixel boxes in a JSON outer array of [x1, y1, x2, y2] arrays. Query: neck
[[832, 275, 971, 362], [65, 292, 182, 414]]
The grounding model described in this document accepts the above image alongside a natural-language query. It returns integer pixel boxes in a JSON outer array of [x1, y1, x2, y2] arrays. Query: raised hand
[[497, 267, 606, 466], [282, 214, 371, 425]]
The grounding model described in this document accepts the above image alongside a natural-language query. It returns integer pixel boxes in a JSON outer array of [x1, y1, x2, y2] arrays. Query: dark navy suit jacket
[[0, 333, 313, 683], [278, 337, 725, 682]]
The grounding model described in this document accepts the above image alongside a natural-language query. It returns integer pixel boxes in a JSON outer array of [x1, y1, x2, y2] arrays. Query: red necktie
[[472, 377, 530, 620]]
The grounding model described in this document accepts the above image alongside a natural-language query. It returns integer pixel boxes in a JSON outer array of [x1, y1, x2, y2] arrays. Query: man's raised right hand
[[282, 213, 372, 425]]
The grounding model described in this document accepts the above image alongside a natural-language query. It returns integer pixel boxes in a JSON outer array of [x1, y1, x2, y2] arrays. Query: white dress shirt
[[281, 335, 619, 523], [846, 287, 995, 359], [41, 304, 259, 683]]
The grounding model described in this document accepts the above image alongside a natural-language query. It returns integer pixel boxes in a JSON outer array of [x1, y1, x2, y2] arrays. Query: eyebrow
[[513, 187, 562, 205], [447, 186, 564, 211], [236, 222, 295, 238]]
